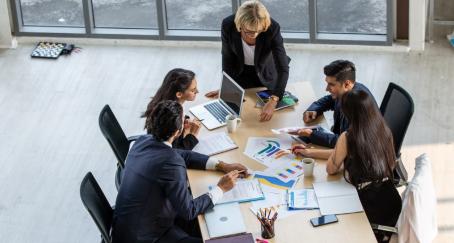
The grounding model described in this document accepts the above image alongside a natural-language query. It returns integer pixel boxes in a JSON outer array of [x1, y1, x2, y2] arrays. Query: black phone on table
[[310, 215, 338, 227]]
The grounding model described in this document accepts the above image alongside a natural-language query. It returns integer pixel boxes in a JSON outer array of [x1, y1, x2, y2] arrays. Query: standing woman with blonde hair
[[205, 0, 290, 121]]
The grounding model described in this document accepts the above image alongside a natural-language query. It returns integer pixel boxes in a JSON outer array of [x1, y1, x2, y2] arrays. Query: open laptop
[[204, 203, 246, 238], [190, 71, 245, 130]]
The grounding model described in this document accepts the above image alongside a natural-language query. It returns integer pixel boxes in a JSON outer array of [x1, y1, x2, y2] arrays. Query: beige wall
[[0, 0, 13, 48]]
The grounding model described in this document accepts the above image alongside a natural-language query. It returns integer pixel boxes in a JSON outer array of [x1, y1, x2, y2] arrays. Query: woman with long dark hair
[[292, 90, 396, 181], [293, 90, 401, 241], [142, 68, 201, 150]]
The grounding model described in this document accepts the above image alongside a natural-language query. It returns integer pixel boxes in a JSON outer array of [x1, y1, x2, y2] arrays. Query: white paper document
[[287, 189, 319, 210], [210, 179, 265, 204], [313, 180, 364, 215], [263, 160, 304, 183], [244, 137, 294, 168], [249, 185, 304, 219], [192, 132, 238, 156], [271, 126, 320, 135]]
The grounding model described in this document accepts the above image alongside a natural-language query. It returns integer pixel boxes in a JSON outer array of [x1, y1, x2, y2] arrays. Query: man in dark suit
[[206, 0, 290, 121], [112, 100, 248, 243], [293, 60, 377, 148]]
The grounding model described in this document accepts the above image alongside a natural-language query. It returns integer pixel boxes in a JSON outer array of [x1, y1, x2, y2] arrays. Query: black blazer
[[112, 135, 213, 243], [172, 133, 198, 150], [221, 15, 290, 99]]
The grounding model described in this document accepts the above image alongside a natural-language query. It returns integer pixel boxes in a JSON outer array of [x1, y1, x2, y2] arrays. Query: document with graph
[[243, 137, 298, 168]]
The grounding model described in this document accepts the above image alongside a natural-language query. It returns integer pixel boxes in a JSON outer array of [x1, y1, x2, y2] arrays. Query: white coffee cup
[[226, 114, 241, 133], [302, 158, 315, 177]]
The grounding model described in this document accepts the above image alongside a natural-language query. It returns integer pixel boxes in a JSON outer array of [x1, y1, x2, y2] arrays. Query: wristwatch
[[270, 95, 279, 102]]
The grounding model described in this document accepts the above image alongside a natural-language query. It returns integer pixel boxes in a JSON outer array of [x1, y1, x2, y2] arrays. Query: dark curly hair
[[324, 60, 356, 84], [142, 68, 195, 131], [146, 100, 183, 142]]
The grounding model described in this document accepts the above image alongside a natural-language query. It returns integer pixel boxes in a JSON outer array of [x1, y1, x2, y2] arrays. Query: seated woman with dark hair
[[142, 68, 201, 150], [293, 90, 401, 242]]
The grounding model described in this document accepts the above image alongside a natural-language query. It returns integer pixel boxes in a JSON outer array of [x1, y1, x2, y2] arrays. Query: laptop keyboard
[[204, 102, 230, 123]]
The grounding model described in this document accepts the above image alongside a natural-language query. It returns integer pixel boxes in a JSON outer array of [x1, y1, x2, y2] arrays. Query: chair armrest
[[371, 223, 398, 234], [127, 135, 142, 142]]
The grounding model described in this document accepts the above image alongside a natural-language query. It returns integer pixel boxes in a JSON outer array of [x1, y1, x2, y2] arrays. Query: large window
[[165, 0, 230, 31], [92, 0, 158, 29], [260, 0, 309, 33], [11, 0, 392, 45], [317, 0, 387, 35], [19, 0, 84, 27]]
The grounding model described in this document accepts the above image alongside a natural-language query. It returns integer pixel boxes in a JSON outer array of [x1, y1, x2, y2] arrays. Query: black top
[[112, 135, 213, 243], [306, 82, 377, 148], [172, 133, 199, 150], [221, 14, 290, 99]]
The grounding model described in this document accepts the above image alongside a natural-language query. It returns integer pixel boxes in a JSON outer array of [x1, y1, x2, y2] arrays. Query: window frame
[[9, 0, 393, 45]]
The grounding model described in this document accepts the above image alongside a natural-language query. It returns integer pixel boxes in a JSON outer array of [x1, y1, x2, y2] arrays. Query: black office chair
[[358, 180, 402, 243], [99, 104, 140, 190], [80, 172, 113, 243], [380, 83, 414, 186]]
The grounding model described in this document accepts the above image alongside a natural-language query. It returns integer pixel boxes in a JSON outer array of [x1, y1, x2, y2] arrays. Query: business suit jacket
[[306, 82, 377, 148], [112, 135, 213, 243], [221, 14, 290, 99]]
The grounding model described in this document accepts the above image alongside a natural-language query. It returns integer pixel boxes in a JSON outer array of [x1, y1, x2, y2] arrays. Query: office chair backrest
[[80, 172, 113, 243], [99, 105, 129, 168], [380, 83, 414, 156], [359, 179, 402, 243]]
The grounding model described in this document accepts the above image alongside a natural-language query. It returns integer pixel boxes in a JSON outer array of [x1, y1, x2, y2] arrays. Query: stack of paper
[[313, 180, 364, 215], [209, 179, 264, 204], [193, 132, 238, 156]]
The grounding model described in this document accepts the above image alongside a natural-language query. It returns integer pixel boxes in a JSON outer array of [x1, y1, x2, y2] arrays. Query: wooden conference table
[[185, 82, 376, 243]]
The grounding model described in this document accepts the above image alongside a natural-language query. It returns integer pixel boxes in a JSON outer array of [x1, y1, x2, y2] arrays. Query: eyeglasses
[[242, 27, 262, 36]]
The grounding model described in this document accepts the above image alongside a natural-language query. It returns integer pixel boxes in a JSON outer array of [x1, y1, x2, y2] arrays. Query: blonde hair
[[234, 0, 271, 33]]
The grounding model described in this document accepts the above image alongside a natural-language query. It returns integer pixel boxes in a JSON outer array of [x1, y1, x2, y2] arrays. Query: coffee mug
[[226, 114, 241, 133], [302, 158, 315, 177]]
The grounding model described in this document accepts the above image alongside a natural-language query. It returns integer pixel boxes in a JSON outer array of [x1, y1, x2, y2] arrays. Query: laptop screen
[[220, 72, 244, 116]]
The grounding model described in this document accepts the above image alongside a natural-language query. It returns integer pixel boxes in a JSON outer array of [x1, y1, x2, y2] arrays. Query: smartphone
[[310, 215, 338, 227]]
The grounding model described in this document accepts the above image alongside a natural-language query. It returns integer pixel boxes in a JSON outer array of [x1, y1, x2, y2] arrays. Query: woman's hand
[[260, 99, 277, 121], [291, 144, 312, 157]]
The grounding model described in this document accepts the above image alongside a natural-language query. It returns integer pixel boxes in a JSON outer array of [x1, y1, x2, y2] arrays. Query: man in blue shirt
[[112, 100, 248, 243], [294, 60, 377, 148]]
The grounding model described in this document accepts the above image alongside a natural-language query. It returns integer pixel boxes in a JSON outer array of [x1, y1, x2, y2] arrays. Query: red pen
[[291, 145, 306, 153]]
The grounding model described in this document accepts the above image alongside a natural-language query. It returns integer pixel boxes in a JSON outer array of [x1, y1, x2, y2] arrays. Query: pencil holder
[[260, 220, 275, 239]]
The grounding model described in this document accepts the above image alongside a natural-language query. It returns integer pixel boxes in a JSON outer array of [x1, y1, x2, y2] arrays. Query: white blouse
[[241, 38, 255, 66]]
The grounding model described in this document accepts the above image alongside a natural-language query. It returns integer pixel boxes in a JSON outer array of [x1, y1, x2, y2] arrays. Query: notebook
[[313, 180, 364, 215], [256, 90, 298, 110], [205, 233, 254, 243], [192, 132, 238, 156]]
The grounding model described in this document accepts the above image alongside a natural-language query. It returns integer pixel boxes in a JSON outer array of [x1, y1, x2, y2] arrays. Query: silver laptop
[[190, 72, 245, 130], [204, 202, 246, 238]]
